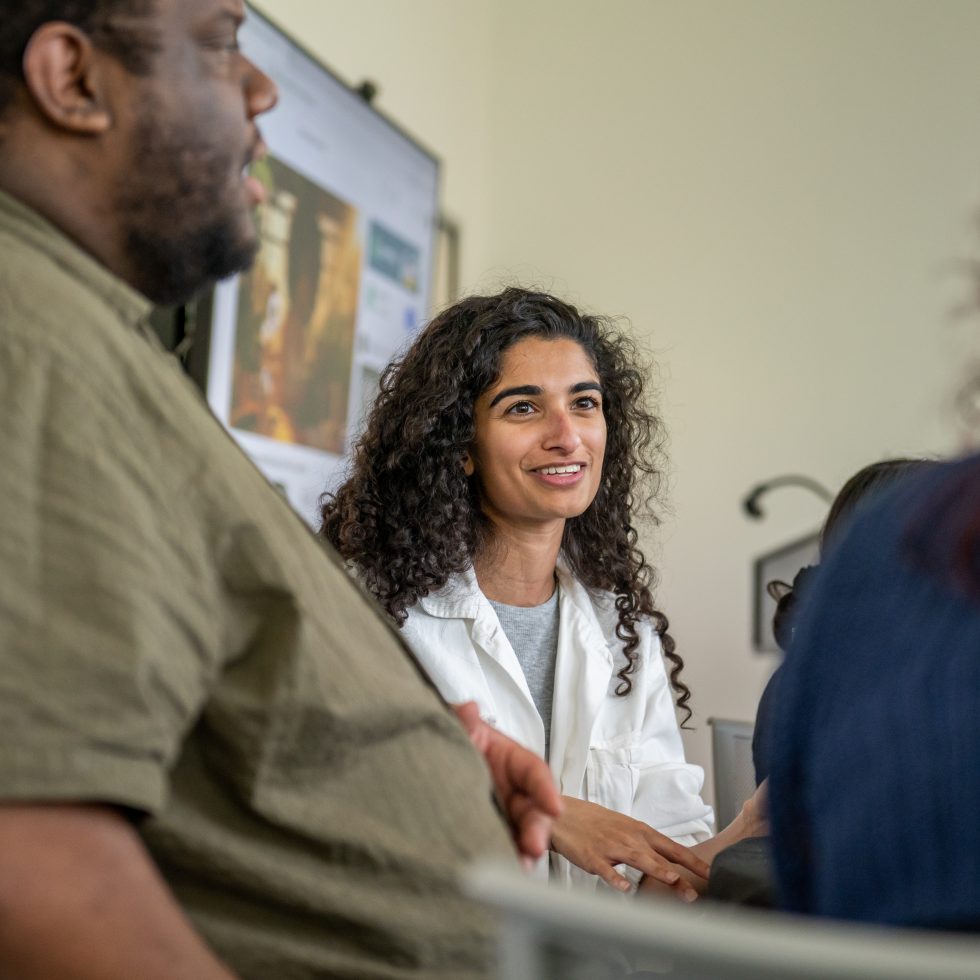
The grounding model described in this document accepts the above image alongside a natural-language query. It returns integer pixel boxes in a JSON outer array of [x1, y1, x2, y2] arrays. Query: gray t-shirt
[[489, 588, 559, 759]]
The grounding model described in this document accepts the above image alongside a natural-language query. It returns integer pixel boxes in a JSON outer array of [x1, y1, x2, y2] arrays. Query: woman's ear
[[462, 451, 475, 477], [22, 23, 113, 134]]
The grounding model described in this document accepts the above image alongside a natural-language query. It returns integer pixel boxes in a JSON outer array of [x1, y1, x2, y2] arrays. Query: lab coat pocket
[[587, 743, 711, 840], [630, 760, 711, 839], [585, 744, 637, 815]]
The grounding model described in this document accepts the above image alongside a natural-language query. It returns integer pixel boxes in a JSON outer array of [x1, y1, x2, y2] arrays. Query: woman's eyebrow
[[488, 380, 602, 408], [489, 385, 542, 408]]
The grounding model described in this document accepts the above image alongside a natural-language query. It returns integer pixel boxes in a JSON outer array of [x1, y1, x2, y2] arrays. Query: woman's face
[[467, 336, 607, 530]]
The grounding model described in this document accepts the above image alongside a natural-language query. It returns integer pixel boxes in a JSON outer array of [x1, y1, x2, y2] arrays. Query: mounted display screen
[[198, 4, 439, 524]]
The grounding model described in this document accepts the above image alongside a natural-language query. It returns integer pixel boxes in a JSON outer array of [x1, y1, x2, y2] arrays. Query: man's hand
[[550, 796, 709, 899], [452, 702, 562, 867]]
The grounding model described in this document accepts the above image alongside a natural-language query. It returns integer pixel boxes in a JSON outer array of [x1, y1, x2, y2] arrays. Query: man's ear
[[462, 451, 475, 477], [22, 23, 112, 134]]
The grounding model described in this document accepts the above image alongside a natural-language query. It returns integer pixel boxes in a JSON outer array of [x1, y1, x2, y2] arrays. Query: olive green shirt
[[0, 190, 513, 979]]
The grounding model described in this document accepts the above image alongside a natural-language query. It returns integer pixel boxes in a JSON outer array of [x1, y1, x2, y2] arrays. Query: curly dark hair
[[0, 1, 159, 117], [321, 286, 692, 723]]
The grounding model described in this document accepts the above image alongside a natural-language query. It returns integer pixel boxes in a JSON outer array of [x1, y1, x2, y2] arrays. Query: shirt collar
[[417, 566, 484, 619], [0, 189, 154, 331], [417, 555, 605, 622]]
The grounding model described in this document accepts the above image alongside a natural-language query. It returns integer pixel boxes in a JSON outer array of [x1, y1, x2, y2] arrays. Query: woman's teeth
[[537, 465, 582, 475]]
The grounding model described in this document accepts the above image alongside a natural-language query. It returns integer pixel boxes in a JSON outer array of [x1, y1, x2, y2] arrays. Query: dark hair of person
[[768, 457, 935, 651], [321, 287, 692, 723], [0, 1, 159, 117]]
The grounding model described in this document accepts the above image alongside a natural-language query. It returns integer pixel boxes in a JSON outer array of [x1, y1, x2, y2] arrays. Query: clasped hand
[[550, 796, 709, 901], [451, 702, 710, 898]]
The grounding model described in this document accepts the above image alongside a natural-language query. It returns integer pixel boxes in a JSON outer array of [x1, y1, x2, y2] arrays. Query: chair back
[[466, 862, 980, 980], [709, 716, 756, 827]]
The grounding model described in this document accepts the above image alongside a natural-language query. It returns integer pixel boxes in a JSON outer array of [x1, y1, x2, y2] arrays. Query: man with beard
[[0, 2, 560, 978]]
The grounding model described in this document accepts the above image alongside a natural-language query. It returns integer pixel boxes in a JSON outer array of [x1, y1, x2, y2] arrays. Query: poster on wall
[[203, 5, 439, 525]]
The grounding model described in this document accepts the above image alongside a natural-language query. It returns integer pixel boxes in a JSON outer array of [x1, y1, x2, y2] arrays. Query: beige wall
[[478, 0, 980, 792], [252, 0, 498, 286], [254, 1, 980, 798]]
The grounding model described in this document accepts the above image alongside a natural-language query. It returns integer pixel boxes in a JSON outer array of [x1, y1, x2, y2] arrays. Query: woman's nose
[[543, 411, 583, 452]]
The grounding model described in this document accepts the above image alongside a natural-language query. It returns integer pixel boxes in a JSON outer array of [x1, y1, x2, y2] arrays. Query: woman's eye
[[574, 396, 600, 410], [505, 401, 535, 416]]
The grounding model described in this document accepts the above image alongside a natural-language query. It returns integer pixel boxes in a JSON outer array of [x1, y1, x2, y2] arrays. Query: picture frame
[[432, 214, 461, 311]]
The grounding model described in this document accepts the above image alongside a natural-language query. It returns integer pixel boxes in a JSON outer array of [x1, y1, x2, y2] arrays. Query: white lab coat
[[401, 562, 714, 888]]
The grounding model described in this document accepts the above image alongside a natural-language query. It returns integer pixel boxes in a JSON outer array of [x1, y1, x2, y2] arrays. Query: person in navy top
[[769, 454, 980, 927]]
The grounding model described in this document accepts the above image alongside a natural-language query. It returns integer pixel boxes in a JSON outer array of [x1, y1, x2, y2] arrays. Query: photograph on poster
[[229, 156, 360, 456]]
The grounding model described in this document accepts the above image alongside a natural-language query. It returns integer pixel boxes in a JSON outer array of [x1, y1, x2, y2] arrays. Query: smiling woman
[[463, 336, 608, 534], [317, 287, 767, 896], [322, 288, 679, 702]]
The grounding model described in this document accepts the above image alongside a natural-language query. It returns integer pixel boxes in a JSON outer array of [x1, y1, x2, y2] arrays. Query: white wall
[[481, 0, 980, 792], [253, 1, 980, 799], [251, 0, 497, 287]]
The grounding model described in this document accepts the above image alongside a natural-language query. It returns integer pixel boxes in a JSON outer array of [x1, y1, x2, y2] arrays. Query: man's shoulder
[[1, 243, 120, 377], [0, 234, 215, 511], [0, 196, 151, 354]]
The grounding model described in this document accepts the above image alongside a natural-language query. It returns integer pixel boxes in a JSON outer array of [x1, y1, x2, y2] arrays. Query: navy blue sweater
[[770, 455, 980, 928]]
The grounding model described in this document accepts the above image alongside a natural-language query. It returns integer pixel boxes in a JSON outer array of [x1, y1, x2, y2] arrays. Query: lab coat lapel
[[550, 573, 614, 793], [469, 585, 547, 755], [421, 568, 531, 696], [469, 604, 536, 701]]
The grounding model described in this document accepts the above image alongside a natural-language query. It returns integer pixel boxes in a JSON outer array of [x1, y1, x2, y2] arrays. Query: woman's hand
[[550, 796, 709, 899]]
